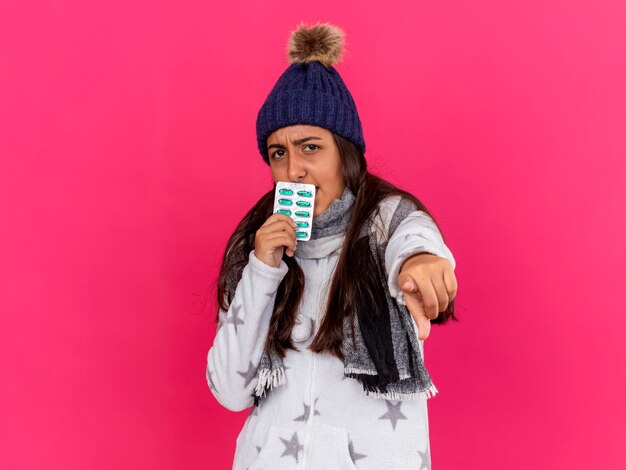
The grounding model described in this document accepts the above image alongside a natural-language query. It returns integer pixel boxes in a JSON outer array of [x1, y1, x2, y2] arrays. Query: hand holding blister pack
[[273, 182, 316, 241]]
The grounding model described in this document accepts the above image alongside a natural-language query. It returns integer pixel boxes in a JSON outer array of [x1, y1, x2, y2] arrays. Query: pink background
[[1, 1, 625, 468]]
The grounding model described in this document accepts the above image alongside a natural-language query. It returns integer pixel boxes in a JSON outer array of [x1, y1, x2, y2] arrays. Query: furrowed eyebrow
[[267, 136, 322, 150]]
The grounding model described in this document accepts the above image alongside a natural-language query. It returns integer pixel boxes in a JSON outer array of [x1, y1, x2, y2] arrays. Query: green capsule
[[296, 221, 309, 228], [279, 188, 294, 195], [276, 209, 292, 215], [295, 210, 310, 217], [278, 198, 293, 206], [296, 200, 311, 207], [295, 231, 308, 238], [296, 190, 312, 197]]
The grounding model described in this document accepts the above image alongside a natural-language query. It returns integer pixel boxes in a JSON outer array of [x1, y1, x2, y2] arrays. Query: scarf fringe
[[254, 367, 285, 398], [363, 382, 439, 400], [344, 367, 412, 380], [345, 368, 439, 400], [344, 366, 377, 375]]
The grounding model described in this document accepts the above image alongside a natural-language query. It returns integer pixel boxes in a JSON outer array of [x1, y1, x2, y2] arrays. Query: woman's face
[[267, 125, 345, 217]]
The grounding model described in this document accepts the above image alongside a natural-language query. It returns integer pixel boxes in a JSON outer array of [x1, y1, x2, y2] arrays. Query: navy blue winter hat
[[256, 22, 366, 164]]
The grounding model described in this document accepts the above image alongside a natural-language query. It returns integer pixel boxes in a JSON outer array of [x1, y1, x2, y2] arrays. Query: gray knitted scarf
[[252, 187, 438, 407]]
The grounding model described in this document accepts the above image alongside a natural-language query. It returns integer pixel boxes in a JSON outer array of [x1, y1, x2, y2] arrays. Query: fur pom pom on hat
[[256, 22, 366, 164], [287, 22, 345, 67]]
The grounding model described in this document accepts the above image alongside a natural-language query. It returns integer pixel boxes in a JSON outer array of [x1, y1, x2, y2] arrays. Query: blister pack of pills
[[272, 181, 316, 241]]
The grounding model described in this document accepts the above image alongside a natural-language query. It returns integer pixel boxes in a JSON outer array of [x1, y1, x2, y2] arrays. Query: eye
[[303, 144, 319, 152], [271, 149, 286, 159]]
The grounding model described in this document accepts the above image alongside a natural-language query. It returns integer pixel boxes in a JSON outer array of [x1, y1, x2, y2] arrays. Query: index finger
[[412, 278, 439, 320], [404, 292, 431, 340]]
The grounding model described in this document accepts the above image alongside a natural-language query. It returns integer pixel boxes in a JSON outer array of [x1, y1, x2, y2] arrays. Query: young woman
[[207, 22, 458, 470]]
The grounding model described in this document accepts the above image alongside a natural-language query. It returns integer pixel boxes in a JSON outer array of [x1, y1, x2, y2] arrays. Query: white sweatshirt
[[206, 196, 456, 470]]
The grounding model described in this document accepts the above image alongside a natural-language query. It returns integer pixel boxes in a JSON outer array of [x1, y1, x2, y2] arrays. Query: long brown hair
[[215, 133, 457, 361]]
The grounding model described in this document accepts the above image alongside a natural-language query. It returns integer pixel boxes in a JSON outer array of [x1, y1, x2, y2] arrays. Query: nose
[[287, 154, 306, 182]]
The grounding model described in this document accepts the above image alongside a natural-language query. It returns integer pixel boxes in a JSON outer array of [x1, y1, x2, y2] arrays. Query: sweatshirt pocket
[[248, 424, 304, 470], [247, 422, 358, 470], [306, 422, 359, 470]]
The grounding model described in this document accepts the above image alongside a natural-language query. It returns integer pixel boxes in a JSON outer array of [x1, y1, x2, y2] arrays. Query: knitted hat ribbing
[[256, 22, 366, 164]]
